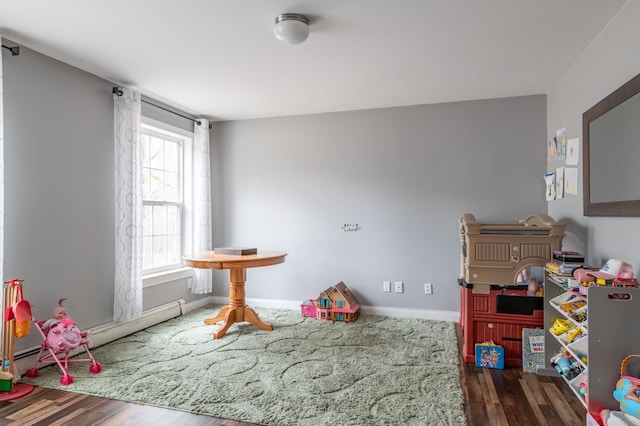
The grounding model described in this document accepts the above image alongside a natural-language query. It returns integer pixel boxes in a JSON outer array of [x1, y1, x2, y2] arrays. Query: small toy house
[[301, 300, 317, 318], [300, 281, 360, 322]]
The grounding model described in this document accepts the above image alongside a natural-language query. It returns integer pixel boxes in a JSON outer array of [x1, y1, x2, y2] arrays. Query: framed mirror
[[583, 72, 640, 216]]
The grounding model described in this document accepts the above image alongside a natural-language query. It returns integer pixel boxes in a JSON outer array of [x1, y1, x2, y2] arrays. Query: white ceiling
[[0, 0, 628, 121]]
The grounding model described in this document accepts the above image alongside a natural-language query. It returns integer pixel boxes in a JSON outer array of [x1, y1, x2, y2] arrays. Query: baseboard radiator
[[14, 299, 187, 376]]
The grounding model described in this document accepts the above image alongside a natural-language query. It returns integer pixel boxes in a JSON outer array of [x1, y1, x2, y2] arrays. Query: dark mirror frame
[[583, 72, 640, 216]]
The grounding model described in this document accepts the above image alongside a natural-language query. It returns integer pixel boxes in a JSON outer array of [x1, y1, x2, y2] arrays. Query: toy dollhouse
[[301, 281, 360, 322]]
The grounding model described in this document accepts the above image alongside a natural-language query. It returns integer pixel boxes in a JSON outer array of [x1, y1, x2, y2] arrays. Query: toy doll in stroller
[[25, 298, 101, 386]]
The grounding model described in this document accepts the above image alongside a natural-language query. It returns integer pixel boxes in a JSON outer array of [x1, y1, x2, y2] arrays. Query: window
[[141, 119, 194, 283], [336, 300, 344, 308]]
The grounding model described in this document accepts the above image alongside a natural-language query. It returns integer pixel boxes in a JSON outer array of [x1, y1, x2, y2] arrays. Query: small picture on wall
[[556, 128, 567, 161], [555, 167, 564, 199], [547, 137, 558, 160], [566, 138, 580, 166], [565, 167, 578, 195], [545, 172, 556, 201]]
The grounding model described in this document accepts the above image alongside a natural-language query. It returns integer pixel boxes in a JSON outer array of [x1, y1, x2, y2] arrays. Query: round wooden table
[[183, 250, 287, 339]]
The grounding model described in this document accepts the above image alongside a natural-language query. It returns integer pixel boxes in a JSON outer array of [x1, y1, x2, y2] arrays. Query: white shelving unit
[[547, 289, 589, 405], [539, 270, 640, 412]]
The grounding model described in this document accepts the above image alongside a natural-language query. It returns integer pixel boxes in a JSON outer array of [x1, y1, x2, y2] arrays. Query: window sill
[[143, 267, 193, 288]]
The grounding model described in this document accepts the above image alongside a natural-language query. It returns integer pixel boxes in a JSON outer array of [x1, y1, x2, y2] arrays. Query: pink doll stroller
[[25, 298, 101, 385]]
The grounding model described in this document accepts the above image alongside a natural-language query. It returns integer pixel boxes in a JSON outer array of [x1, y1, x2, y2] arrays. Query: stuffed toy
[[42, 298, 69, 335], [43, 298, 82, 352]]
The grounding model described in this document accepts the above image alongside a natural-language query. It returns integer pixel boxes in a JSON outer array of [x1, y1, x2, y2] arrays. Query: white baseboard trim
[[182, 296, 216, 313], [359, 306, 459, 322], [234, 297, 459, 322]]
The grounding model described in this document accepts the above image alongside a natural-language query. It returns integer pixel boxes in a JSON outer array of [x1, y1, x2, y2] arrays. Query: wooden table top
[[183, 250, 287, 270]]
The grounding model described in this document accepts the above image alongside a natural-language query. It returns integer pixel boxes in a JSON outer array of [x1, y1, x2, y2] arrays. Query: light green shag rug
[[21, 306, 466, 425]]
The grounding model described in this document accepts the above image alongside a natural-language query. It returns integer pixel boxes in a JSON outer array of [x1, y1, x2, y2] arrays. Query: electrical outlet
[[395, 281, 403, 293], [383, 281, 391, 293], [424, 283, 433, 295]]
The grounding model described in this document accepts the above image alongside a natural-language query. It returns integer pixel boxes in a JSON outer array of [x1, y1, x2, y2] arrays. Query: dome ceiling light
[[274, 13, 310, 45]]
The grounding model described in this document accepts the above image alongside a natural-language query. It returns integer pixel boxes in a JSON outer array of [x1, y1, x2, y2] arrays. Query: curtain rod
[[2, 44, 20, 56], [112, 87, 211, 129]]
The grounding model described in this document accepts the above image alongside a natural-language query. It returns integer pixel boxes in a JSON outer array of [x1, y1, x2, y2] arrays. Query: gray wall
[[211, 96, 548, 312], [2, 40, 204, 352], [2, 36, 550, 346], [547, 1, 640, 269]]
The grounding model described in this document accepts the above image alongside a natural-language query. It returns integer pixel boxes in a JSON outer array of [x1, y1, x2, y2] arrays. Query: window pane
[[142, 168, 151, 201], [149, 170, 163, 200], [152, 235, 165, 268], [165, 171, 179, 201], [141, 125, 186, 273], [165, 141, 179, 172], [166, 235, 180, 265], [149, 136, 164, 170], [153, 205, 166, 235], [167, 205, 179, 234]]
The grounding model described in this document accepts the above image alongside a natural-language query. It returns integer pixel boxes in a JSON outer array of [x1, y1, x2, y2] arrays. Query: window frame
[[140, 117, 194, 288]]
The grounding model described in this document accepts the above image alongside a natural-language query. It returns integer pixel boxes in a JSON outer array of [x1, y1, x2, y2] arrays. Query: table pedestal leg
[[204, 268, 273, 339], [203, 305, 230, 325]]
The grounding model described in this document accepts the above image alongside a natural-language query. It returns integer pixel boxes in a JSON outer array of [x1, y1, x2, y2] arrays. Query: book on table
[[214, 247, 257, 256]]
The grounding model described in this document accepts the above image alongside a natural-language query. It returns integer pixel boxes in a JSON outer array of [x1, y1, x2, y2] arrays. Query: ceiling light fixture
[[274, 13, 310, 45]]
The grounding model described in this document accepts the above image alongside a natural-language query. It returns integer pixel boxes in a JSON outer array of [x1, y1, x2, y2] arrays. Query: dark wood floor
[[457, 325, 586, 426], [0, 325, 585, 426]]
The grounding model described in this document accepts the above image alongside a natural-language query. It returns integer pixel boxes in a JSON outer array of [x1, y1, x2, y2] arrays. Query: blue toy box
[[475, 342, 505, 369]]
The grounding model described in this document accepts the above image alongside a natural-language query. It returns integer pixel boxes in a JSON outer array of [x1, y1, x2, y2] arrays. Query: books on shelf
[[547, 251, 585, 278], [214, 247, 257, 256], [546, 261, 582, 275], [553, 250, 585, 264]]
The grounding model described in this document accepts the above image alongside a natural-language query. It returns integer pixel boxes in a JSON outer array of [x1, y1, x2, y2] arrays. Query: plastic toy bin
[[459, 281, 544, 367]]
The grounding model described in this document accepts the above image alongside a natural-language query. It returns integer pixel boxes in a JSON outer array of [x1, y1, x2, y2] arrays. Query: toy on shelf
[[566, 327, 582, 343], [613, 354, 640, 419], [551, 318, 571, 336], [550, 349, 584, 380], [558, 295, 586, 313], [578, 380, 588, 397], [568, 310, 587, 323], [25, 298, 102, 386], [300, 281, 360, 322], [576, 353, 588, 366], [567, 327, 587, 344], [1, 279, 34, 401], [573, 259, 637, 287]]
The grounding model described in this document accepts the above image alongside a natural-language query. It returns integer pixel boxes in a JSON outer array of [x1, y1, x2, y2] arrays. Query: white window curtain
[[189, 119, 213, 294], [0, 50, 4, 284], [113, 88, 143, 320]]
